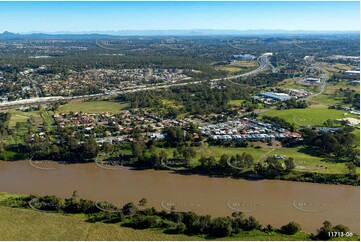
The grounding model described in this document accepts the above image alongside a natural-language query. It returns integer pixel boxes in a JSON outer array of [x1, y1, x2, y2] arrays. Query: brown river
[[0, 160, 359, 233]]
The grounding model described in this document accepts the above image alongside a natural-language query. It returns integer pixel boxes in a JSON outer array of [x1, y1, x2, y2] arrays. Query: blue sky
[[0, 1, 359, 33]]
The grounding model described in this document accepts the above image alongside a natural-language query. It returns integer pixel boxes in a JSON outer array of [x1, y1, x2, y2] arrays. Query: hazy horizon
[[0, 1, 359, 33]]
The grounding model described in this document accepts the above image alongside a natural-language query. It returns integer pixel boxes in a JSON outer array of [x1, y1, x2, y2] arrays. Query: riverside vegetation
[[0, 192, 358, 241]]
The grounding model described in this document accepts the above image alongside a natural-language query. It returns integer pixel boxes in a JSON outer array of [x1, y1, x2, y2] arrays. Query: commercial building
[[259, 92, 291, 101], [304, 78, 321, 84], [344, 70, 360, 75]]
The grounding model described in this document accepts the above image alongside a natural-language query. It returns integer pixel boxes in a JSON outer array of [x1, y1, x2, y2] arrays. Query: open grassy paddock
[[5, 109, 43, 128], [229, 60, 259, 68], [215, 60, 258, 74], [57, 100, 129, 114], [228, 99, 245, 106], [260, 106, 357, 127], [0, 206, 201, 241]]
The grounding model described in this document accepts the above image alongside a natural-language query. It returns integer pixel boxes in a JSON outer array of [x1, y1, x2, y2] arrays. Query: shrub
[[280, 221, 301, 235]]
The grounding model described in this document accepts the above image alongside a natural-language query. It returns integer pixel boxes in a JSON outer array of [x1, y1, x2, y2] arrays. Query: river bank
[[1, 192, 358, 241], [0, 160, 359, 233]]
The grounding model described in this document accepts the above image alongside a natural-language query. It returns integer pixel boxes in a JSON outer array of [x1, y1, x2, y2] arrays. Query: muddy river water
[[0, 160, 359, 233]]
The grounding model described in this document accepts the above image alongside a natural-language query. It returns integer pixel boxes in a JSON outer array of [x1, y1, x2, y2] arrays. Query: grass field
[[229, 60, 259, 68], [228, 99, 245, 106], [57, 100, 129, 114], [215, 65, 244, 73], [0, 206, 200, 241], [261, 106, 356, 127], [215, 60, 257, 74], [0, 203, 313, 241], [6, 110, 43, 128]]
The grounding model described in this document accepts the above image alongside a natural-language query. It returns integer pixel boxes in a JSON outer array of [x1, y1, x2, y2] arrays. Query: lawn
[[215, 61, 257, 74], [229, 60, 259, 68], [0, 109, 56, 146], [220, 230, 310, 241], [6, 110, 43, 128], [57, 100, 129, 114], [0, 206, 200, 241], [261, 106, 355, 127], [0, 205, 314, 241], [229, 99, 245, 106]]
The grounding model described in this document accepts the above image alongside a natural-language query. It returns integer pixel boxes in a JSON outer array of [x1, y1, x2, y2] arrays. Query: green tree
[[316, 220, 333, 240], [219, 154, 229, 168], [346, 162, 356, 176], [209, 217, 233, 237], [284, 157, 296, 173], [280, 221, 301, 235], [138, 198, 148, 207], [81, 137, 98, 160], [132, 141, 146, 159]]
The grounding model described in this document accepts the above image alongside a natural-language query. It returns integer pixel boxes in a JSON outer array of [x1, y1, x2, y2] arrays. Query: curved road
[[0, 54, 274, 108]]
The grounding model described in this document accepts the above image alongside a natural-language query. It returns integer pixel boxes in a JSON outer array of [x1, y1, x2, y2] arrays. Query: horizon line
[[4, 29, 360, 35]]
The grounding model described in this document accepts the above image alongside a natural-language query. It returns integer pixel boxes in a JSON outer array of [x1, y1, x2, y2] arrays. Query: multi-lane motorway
[[0, 54, 273, 109]]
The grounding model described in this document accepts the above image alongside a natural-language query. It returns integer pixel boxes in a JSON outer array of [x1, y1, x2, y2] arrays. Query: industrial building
[[259, 92, 291, 101]]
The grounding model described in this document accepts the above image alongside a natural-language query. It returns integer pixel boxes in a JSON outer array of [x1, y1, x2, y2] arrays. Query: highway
[[0, 54, 274, 108]]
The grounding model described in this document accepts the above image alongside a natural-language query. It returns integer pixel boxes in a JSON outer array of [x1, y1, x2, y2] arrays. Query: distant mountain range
[[0, 31, 117, 40], [0, 30, 359, 39]]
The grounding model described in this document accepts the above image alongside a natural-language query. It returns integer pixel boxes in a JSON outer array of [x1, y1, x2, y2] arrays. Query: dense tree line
[[262, 115, 295, 131], [276, 99, 309, 109], [0, 113, 10, 135], [235, 73, 290, 87], [333, 87, 360, 109], [24, 133, 99, 162], [301, 127, 359, 165]]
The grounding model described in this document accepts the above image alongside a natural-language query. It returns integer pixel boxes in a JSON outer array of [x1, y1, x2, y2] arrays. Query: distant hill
[[0, 31, 118, 40], [0, 30, 359, 40]]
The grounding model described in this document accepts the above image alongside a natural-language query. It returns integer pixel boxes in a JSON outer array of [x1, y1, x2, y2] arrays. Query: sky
[[0, 1, 359, 33]]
